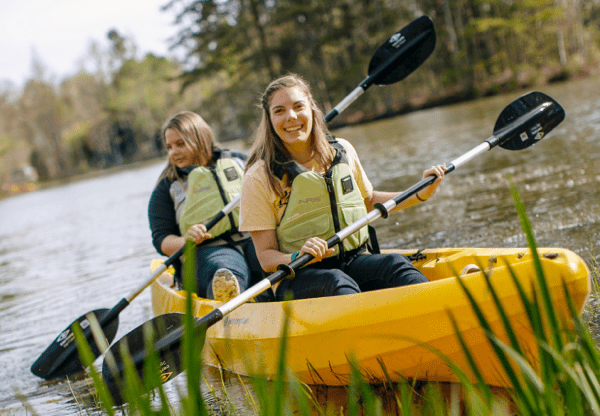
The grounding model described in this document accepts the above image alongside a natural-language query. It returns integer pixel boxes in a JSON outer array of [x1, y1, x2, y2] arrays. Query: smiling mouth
[[284, 125, 303, 132]]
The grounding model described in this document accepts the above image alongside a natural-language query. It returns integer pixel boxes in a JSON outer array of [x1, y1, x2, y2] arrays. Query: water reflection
[[1, 76, 599, 414]]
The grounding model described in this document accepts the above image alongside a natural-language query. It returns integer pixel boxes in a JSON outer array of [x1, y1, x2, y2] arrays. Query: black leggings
[[275, 253, 428, 301]]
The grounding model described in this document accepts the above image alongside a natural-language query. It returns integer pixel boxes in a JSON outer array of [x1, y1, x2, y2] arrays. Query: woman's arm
[[159, 235, 187, 256], [148, 179, 181, 255], [364, 164, 447, 213]]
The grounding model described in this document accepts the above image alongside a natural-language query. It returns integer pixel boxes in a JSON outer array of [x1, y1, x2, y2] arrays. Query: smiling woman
[[240, 73, 447, 301]]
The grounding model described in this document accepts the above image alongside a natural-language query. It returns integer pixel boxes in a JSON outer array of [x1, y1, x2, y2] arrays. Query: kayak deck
[[151, 247, 591, 387]]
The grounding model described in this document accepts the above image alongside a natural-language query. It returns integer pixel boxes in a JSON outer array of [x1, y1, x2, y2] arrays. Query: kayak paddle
[[30, 195, 241, 380], [325, 15, 435, 122], [102, 91, 565, 403]]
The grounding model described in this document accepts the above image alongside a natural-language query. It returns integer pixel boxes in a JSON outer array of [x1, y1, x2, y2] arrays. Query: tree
[[107, 54, 181, 160], [20, 80, 69, 179]]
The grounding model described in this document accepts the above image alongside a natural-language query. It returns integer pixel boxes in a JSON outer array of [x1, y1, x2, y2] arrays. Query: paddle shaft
[[104, 194, 242, 318]]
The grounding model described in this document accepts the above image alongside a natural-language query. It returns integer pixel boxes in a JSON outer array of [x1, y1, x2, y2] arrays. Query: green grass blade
[[446, 310, 493, 405], [182, 240, 208, 415], [451, 275, 532, 405], [71, 321, 116, 415], [510, 181, 563, 351]]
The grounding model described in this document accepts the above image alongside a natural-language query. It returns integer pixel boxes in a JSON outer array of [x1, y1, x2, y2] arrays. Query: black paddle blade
[[102, 313, 185, 405], [31, 308, 119, 379], [368, 15, 436, 86], [494, 91, 565, 151]]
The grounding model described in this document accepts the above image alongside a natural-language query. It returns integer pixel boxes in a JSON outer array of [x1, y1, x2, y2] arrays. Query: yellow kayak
[[150, 247, 590, 387]]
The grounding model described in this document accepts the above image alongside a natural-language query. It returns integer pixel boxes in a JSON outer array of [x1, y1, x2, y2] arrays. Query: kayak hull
[[151, 247, 591, 387]]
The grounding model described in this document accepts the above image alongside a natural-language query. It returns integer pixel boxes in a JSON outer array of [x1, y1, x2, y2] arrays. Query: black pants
[[275, 252, 428, 301]]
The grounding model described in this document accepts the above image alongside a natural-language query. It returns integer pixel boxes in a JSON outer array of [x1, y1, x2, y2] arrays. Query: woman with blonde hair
[[240, 74, 446, 300], [149, 111, 261, 302]]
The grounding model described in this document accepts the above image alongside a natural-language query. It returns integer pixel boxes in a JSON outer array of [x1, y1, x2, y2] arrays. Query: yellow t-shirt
[[239, 138, 373, 232]]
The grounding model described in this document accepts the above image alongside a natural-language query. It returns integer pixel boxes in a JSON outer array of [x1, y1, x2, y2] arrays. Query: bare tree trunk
[[442, 0, 458, 55]]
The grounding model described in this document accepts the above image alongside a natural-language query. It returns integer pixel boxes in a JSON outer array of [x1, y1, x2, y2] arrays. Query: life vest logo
[[389, 33, 406, 48], [224, 167, 239, 181], [341, 175, 354, 195], [298, 197, 321, 204], [193, 185, 211, 194]]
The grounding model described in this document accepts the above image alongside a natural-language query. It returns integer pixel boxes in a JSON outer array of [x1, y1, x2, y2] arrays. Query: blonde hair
[[158, 111, 216, 182], [246, 74, 335, 197]]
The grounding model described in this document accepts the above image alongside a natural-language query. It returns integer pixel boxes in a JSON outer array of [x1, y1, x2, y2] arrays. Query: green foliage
[[3, 1, 600, 183], [108, 54, 180, 129]]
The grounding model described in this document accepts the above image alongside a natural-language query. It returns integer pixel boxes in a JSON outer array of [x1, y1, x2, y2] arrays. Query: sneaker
[[460, 264, 481, 276], [212, 268, 240, 302]]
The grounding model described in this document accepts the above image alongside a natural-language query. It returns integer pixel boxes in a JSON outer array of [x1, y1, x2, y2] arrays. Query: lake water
[[1, 76, 599, 414]]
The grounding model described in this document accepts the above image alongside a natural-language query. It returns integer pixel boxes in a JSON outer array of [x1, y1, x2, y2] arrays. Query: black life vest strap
[[272, 137, 346, 181]]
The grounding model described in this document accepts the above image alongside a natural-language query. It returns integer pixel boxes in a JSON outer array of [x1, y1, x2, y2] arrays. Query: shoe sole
[[212, 269, 241, 302]]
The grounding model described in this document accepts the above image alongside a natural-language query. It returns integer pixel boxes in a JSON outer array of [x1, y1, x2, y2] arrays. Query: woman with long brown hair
[[240, 74, 446, 300]]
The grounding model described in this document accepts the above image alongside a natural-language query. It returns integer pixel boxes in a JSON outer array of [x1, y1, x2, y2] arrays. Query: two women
[[148, 111, 261, 302], [239, 74, 446, 301]]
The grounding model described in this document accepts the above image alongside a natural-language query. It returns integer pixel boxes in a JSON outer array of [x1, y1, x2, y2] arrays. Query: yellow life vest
[[275, 142, 369, 259], [178, 152, 243, 240]]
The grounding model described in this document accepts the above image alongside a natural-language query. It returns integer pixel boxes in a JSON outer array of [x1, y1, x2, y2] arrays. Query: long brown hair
[[157, 111, 216, 182], [246, 74, 334, 197]]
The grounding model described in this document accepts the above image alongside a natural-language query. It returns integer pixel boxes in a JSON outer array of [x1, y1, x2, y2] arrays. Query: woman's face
[[269, 86, 313, 149], [165, 128, 198, 168]]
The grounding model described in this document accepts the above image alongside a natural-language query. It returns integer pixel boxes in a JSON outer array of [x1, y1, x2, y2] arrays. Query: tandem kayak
[[150, 247, 590, 387]]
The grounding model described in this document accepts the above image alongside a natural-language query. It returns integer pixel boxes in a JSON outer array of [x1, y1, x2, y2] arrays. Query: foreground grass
[[68, 183, 600, 415]]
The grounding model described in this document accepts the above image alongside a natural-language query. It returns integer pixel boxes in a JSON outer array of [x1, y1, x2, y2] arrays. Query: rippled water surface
[[1, 76, 599, 414]]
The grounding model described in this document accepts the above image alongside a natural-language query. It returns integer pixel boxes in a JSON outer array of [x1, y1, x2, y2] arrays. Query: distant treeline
[[1, 0, 599, 188]]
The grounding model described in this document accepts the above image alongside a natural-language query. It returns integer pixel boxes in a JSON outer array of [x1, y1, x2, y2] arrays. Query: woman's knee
[[304, 269, 360, 297], [386, 254, 428, 285], [327, 271, 360, 296], [278, 268, 360, 300]]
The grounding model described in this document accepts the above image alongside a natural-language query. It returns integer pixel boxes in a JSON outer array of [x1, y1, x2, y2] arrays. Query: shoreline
[[4, 70, 599, 201], [0, 140, 251, 201]]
